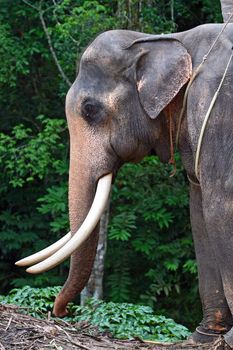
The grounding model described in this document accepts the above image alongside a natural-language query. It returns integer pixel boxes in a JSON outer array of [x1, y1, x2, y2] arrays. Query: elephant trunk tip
[[53, 294, 69, 317]]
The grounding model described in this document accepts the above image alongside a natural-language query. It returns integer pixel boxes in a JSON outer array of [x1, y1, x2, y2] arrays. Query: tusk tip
[[15, 259, 26, 266], [26, 264, 49, 274], [26, 266, 39, 274], [15, 257, 33, 267]]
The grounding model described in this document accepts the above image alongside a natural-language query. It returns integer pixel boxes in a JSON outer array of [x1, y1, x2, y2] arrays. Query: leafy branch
[[22, 0, 71, 87]]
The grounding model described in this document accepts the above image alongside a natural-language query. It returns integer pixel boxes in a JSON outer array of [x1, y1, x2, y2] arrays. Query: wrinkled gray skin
[[221, 0, 233, 22], [53, 24, 233, 346]]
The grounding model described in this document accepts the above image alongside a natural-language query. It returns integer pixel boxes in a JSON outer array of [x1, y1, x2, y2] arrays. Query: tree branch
[[22, 0, 72, 87], [39, 10, 72, 87], [22, 0, 38, 11]]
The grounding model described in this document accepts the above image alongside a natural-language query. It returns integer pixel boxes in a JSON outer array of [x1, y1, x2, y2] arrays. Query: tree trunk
[[80, 199, 110, 305], [220, 0, 233, 22], [170, 0, 174, 22]]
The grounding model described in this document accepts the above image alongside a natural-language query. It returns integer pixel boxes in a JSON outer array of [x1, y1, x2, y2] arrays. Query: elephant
[[16, 22, 233, 346], [221, 0, 233, 22]]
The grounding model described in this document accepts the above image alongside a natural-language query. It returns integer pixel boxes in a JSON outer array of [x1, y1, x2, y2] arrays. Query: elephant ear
[[136, 39, 192, 119]]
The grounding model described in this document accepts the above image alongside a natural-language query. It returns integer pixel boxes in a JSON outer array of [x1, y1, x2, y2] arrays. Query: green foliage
[[0, 117, 69, 291], [0, 116, 67, 187], [0, 286, 190, 341], [105, 156, 200, 326], [0, 285, 61, 317], [0, 24, 29, 86], [174, 0, 222, 30], [202, 0, 222, 22], [71, 298, 190, 341]]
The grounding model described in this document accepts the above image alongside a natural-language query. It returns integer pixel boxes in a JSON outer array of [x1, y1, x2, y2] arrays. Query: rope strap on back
[[175, 14, 233, 184], [194, 48, 233, 180]]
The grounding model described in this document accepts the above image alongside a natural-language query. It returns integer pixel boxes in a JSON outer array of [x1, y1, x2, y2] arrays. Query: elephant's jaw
[[15, 173, 112, 272]]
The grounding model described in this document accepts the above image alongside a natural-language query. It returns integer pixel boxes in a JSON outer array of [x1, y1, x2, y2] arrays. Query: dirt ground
[[0, 304, 230, 350]]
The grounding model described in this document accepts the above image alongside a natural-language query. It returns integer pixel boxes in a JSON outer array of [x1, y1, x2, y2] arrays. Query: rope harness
[[168, 104, 177, 177], [174, 14, 233, 185], [195, 49, 233, 180]]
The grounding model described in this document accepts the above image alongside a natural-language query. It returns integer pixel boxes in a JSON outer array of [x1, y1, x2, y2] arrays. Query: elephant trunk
[[53, 152, 100, 317]]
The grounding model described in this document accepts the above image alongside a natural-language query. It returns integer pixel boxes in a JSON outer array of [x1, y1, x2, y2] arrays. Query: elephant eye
[[81, 98, 104, 124]]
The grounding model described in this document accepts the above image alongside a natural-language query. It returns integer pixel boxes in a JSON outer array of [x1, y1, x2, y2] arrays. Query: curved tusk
[[26, 173, 112, 274], [15, 232, 72, 267]]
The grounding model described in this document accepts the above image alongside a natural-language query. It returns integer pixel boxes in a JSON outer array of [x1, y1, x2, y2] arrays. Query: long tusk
[[26, 173, 112, 274], [15, 232, 72, 267]]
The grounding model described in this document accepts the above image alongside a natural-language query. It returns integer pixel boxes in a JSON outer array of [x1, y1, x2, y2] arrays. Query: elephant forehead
[[82, 44, 123, 68], [82, 45, 99, 61], [81, 32, 132, 69]]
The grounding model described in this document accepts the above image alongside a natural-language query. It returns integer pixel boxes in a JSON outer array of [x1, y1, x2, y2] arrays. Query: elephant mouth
[[15, 173, 113, 274]]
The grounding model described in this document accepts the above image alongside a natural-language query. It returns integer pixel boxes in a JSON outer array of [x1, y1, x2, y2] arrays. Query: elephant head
[[16, 30, 192, 316]]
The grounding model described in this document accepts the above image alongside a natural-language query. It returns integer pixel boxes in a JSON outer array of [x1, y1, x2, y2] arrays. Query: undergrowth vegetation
[[0, 286, 190, 342]]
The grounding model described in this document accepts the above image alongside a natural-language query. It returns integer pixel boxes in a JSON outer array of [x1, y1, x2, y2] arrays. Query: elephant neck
[[165, 85, 196, 179], [166, 104, 176, 172], [153, 88, 185, 164]]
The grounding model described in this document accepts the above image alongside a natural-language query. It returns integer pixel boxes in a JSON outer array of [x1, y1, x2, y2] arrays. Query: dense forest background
[[0, 0, 222, 329]]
